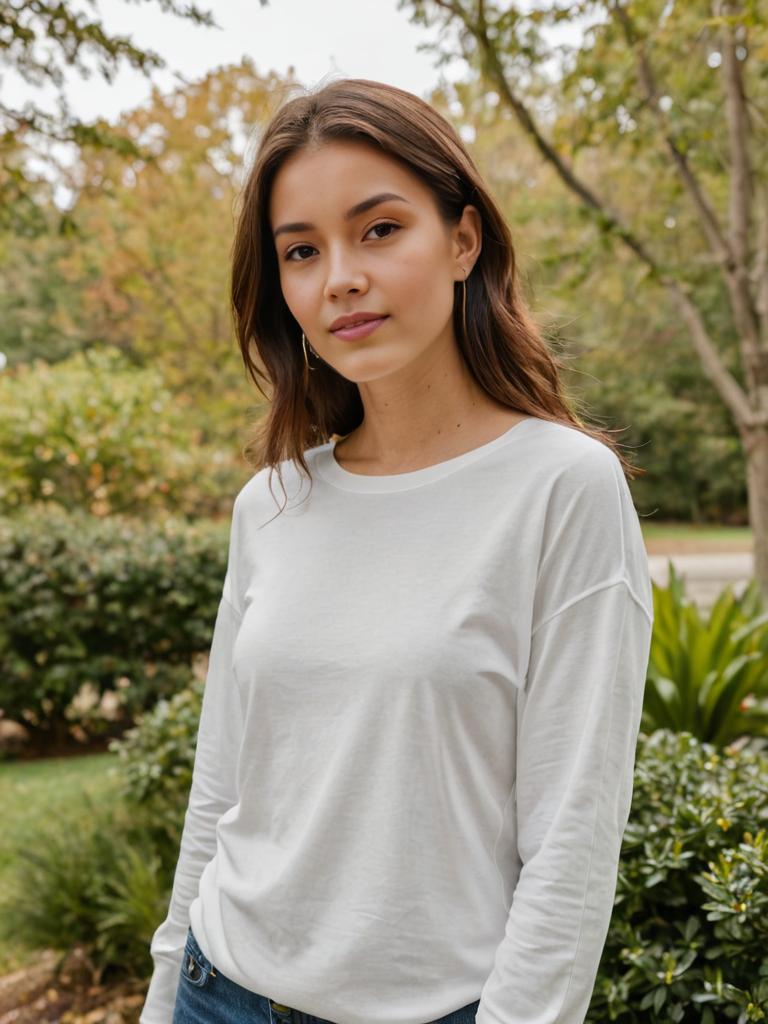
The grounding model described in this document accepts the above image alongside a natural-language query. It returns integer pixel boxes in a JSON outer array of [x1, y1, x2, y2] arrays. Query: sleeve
[[476, 444, 654, 1024], [138, 530, 245, 1023]]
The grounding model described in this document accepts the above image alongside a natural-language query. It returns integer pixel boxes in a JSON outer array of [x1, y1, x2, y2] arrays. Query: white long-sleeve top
[[139, 415, 654, 1024]]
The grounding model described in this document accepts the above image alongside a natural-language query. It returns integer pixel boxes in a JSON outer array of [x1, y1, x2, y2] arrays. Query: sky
[[2, 0, 588, 206], [4, 0, 593, 122], [6, 0, 468, 127]]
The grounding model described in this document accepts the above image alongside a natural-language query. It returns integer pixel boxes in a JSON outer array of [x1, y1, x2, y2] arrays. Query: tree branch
[[717, 0, 765, 405], [612, 3, 731, 268], [753, 183, 768, 347], [719, 1, 752, 272], [663, 275, 754, 426], [614, 0, 763, 405], [422, 0, 751, 425]]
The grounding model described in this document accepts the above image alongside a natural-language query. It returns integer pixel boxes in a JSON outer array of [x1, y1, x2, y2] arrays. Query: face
[[268, 140, 481, 385]]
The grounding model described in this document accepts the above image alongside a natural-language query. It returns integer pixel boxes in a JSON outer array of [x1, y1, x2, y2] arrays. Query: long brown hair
[[230, 77, 643, 509]]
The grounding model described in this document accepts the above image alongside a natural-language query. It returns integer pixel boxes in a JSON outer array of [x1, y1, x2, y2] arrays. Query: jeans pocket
[[181, 926, 216, 988]]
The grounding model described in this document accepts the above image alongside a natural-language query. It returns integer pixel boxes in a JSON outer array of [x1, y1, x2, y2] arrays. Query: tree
[[50, 59, 295, 432], [0, 0, 263, 235], [395, 0, 768, 593]]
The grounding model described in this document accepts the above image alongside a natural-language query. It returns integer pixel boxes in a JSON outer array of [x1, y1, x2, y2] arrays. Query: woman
[[140, 77, 654, 1024]]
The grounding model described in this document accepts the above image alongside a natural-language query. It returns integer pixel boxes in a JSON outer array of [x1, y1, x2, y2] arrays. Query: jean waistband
[[269, 999, 324, 1024]]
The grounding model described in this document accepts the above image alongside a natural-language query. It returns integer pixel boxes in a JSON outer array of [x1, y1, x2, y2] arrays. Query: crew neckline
[[312, 416, 541, 493]]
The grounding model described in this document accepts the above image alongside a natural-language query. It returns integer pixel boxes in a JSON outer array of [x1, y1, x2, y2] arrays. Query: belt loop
[[269, 999, 294, 1022]]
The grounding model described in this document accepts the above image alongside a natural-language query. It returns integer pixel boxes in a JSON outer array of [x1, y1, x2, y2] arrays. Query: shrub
[[0, 345, 247, 518], [0, 678, 205, 979], [107, 675, 205, 858], [0, 786, 172, 981], [0, 506, 228, 749], [589, 728, 768, 1023]]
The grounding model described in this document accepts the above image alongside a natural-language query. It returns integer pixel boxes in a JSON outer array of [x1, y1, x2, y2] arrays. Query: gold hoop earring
[[302, 331, 316, 372], [461, 266, 468, 340]]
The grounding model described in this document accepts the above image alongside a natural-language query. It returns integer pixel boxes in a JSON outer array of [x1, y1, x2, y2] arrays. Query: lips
[[330, 312, 388, 332], [331, 316, 389, 342]]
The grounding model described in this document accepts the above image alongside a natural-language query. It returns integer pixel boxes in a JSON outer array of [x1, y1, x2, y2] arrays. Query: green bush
[[0, 679, 205, 980], [0, 787, 172, 981], [0, 345, 247, 518], [0, 506, 229, 749], [108, 675, 205, 855], [644, 563, 768, 745], [589, 729, 768, 1023]]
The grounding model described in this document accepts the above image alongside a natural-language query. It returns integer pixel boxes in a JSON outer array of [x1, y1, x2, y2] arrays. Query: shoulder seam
[[531, 574, 653, 636], [536, 443, 624, 578]]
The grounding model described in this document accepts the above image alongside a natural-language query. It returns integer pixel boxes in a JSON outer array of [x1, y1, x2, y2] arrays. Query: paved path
[[648, 552, 753, 612]]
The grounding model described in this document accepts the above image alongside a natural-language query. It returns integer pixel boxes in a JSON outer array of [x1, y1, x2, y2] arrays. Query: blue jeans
[[172, 925, 480, 1024]]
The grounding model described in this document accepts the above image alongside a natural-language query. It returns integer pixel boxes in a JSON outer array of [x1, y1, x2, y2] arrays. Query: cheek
[[279, 273, 313, 318], [384, 241, 444, 303], [395, 244, 453, 312]]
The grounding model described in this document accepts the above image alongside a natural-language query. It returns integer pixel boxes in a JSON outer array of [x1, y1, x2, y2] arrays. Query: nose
[[323, 252, 368, 300]]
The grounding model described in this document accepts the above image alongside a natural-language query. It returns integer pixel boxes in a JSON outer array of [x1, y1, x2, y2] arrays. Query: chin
[[329, 340, 419, 384]]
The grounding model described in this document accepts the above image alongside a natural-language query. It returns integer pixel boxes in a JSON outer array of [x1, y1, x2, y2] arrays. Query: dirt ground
[[0, 945, 146, 1024]]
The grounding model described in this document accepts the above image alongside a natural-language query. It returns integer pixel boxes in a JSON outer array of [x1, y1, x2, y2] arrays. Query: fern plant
[[643, 562, 768, 746]]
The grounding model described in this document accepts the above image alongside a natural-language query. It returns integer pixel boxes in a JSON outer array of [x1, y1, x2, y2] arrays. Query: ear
[[453, 204, 482, 279]]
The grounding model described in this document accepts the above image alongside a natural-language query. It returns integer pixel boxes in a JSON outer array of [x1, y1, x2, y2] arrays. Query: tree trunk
[[741, 425, 768, 603]]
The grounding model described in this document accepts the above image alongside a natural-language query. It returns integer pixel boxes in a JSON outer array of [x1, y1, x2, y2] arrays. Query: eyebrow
[[272, 192, 410, 239]]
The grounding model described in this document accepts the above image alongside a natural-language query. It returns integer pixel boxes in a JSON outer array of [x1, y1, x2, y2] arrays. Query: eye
[[284, 243, 316, 263], [365, 221, 400, 242], [284, 221, 401, 262]]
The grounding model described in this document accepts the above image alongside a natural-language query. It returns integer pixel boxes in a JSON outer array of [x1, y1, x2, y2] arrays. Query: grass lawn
[[0, 751, 121, 975], [642, 522, 752, 553]]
